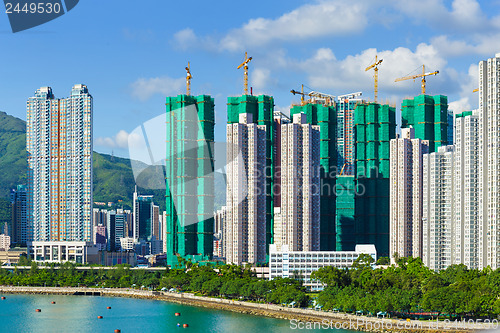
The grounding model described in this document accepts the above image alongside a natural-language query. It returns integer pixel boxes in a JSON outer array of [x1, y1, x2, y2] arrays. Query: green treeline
[[0, 261, 309, 307], [312, 255, 500, 318]]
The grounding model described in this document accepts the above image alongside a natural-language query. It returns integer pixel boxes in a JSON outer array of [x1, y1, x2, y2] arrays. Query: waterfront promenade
[[0, 286, 487, 333]]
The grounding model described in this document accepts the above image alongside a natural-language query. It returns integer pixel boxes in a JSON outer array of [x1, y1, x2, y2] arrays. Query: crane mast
[[365, 55, 383, 102], [185, 62, 192, 96], [237, 52, 253, 95]]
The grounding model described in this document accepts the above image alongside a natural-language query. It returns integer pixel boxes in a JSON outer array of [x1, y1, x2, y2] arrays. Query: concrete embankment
[[0, 286, 484, 333]]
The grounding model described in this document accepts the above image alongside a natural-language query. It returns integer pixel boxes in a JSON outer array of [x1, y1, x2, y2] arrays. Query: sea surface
[[0, 294, 357, 333]]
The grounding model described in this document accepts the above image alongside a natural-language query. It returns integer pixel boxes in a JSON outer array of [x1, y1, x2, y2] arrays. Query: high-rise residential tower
[[478, 54, 500, 269], [274, 113, 321, 252], [423, 145, 455, 271], [390, 128, 429, 262], [165, 94, 215, 266], [454, 111, 479, 268], [290, 103, 337, 250], [225, 113, 267, 265], [26, 85, 92, 243], [354, 102, 396, 258]]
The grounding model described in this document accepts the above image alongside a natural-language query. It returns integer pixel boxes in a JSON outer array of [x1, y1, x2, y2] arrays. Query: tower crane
[[394, 65, 439, 95], [365, 55, 383, 102], [185, 62, 192, 96], [237, 52, 253, 95], [290, 86, 336, 106]]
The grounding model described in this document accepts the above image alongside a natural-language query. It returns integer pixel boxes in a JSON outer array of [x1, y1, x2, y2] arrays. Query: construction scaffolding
[[335, 175, 356, 251], [401, 94, 448, 153], [354, 102, 396, 258], [165, 94, 215, 266]]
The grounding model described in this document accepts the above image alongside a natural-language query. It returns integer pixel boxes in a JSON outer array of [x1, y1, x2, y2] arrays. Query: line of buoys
[[35, 309, 41, 312], [183, 323, 189, 328], [97, 316, 103, 319], [107, 306, 111, 309]]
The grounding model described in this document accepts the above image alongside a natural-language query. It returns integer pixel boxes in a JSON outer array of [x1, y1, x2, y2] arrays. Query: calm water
[[0, 294, 357, 333]]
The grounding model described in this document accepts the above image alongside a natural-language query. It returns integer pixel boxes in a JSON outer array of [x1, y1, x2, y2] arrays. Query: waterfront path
[[0, 286, 488, 333]]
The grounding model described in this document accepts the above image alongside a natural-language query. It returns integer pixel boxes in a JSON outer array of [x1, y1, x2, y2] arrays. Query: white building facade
[[269, 244, 377, 291], [390, 128, 429, 262], [275, 113, 320, 252], [225, 113, 267, 265], [423, 145, 455, 271], [454, 111, 479, 268]]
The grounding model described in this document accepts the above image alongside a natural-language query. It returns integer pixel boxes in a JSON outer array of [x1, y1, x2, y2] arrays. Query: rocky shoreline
[[0, 286, 483, 333]]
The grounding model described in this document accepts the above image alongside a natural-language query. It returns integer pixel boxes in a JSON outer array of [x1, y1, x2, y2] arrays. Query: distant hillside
[[0, 111, 165, 211]]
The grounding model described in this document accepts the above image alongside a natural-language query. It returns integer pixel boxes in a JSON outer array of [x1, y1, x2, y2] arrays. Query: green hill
[[0, 111, 165, 212]]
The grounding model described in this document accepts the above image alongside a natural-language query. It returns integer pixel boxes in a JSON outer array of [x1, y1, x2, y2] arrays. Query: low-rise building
[[29, 241, 98, 264], [0, 234, 11, 251], [269, 244, 377, 291]]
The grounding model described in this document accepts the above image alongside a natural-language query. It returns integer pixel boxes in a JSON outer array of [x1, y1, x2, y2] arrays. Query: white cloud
[[449, 97, 472, 114], [173, 28, 198, 50], [218, 1, 368, 51], [129, 76, 185, 101], [294, 44, 453, 101], [251, 68, 272, 91], [95, 130, 134, 149]]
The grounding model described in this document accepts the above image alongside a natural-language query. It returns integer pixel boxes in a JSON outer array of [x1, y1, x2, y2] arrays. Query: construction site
[[163, 52, 449, 264]]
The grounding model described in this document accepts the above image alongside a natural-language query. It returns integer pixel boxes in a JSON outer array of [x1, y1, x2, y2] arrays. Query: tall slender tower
[[26, 85, 92, 242], [275, 113, 321, 252], [478, 54, 500, 269], [423, 145, 455, 271], [389, 128, 429, 262], [165, 94, 215, 266], [225, 113, 267, 264], [454, 111, 479, 268]]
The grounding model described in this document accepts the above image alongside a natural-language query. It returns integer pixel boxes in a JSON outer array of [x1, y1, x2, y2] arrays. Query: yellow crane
[[185, 62, 192, 96], [237, 52, 253, 95], [473, 88, 479, 93], [365, 55, 383, 102], [290, 84, 307, 105], [395, 65, 439, 95]]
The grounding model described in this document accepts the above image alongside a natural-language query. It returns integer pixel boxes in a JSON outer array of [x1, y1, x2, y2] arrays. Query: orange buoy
[[1, 297, 5, 300], [183, 324, 189, 328], [114, 330, 121, 333], [107, 306, 111, 309], [35, 309, 41, 312], [175, 312, 181, 316], [97, 316, 103, 319], [51, 301, 56, 304]]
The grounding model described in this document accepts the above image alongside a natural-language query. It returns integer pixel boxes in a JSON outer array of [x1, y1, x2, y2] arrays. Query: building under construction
[[401, 94, 449, 153], [290, 103, 337, 251], [165, 94, 215, 266], [354, 102, 396, 258]]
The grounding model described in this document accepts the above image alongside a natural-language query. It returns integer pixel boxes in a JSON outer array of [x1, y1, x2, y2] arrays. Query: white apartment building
[[31, 241, 97, 264], [27, 85, 93, 244], [269, 244, 377, 291], [454, 111, 479, 268], [389, 128, 429, 262], [274, 113, 320, 252], [478, 54, 500, 269], [225, 113, 267, 265], [423, 145, 455, 271], [0, 234, 11, 251]]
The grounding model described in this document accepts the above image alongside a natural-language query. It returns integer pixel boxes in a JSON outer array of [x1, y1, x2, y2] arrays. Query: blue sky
[[0, 0, 499, 158]]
